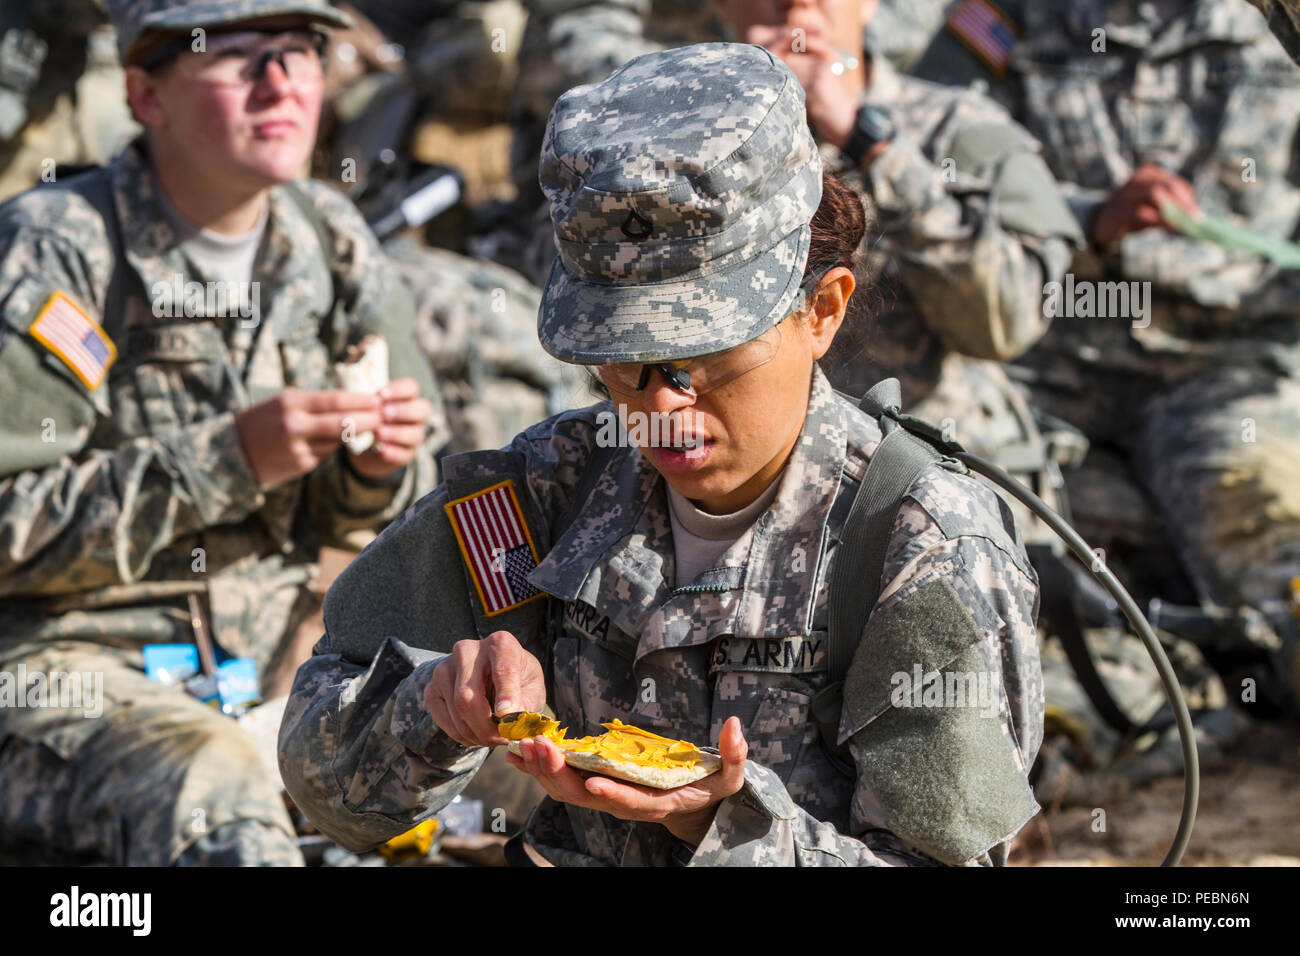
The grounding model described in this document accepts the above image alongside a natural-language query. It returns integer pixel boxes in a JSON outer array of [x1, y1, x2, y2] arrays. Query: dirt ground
[[1010, 722, 1300, 866]]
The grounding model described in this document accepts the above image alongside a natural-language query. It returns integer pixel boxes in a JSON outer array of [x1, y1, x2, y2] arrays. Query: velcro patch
[[947, 0, 1019, 73], [444, 479, 544, 617], [29, 292, 116, 390]]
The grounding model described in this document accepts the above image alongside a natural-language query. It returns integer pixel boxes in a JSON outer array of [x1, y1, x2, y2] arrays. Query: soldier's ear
[[124, 66, 166, 129], [806, 267, 854, 362]]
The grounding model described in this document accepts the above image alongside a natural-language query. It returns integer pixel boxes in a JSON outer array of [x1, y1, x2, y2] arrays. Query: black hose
[[957, 451, 1199, 867]]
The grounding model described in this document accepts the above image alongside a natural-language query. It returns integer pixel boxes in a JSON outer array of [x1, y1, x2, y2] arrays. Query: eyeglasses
[[143, 29, 326, 88], [585, 266, 832, 399], [589, 323, 784, 398]]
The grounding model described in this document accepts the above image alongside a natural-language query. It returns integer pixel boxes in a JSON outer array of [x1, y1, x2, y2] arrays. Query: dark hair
[[801, 170, 876, 368]]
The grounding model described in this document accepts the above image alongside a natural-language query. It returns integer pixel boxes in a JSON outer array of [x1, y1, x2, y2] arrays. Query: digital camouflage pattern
[[913, 0, 1300, 643], [279, 366, 1046, 866], [103, 0, 350, 65], [384, 238, 589, 455], [510, 0, 721, 211], [820, 54, 1078, 473], [0, 139, 440, 864], [536, 44, 823, 365]]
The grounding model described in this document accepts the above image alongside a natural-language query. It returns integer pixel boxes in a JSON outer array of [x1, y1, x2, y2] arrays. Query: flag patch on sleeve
[[445, 479, 544, 617], [29, 291, 116, 390], [947, 0, 1019, 73]]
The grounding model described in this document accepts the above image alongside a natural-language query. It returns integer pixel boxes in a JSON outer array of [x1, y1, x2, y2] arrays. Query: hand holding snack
[[498, 713, 722, 788], [346, 376, 435, 481], [334, 336, 433, 481], [423, 631, 548, 748], [506, 714, 748, 848], [234, 388, 382, 488], [1090, 162, 1200, 250]]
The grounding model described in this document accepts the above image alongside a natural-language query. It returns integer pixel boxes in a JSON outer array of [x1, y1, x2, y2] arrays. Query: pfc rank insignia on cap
[[445, 479, 544, 616], [29, 291, 117, 390], [947, 0, 1019, 74]]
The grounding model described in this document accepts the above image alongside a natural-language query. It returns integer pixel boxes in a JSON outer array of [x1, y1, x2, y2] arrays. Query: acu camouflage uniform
[[818, 53, 1079, 477], [384, 238, 589, 455], [914, 0, 1300, 647], [0, 138, 440, 865], [280, 43, 1044, 867], [279, 369, 1045, 866]]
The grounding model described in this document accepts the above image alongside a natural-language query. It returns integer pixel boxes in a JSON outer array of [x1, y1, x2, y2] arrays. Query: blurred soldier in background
[[0, 0, 440, 865], [316, 1, 585, 454], [0, 0, 138, 199], [500, 0, 722, 279], [386, 238, 585, 455], [911, 0, 1300, 715]]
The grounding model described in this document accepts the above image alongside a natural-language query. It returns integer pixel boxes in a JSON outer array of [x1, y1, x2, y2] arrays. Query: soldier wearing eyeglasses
[[0, 0, 443, 865], [280, 44, 1045, 868]]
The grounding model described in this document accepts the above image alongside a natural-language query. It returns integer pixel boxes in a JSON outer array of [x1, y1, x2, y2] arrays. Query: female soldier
[[279, 43, 1044, 866], [0, 0, 439, 865]]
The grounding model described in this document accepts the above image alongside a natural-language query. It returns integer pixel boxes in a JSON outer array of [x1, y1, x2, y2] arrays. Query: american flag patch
[[445, 480, 544, 617], [947, 0, 1019, 73], [29, 291, 116, 390]]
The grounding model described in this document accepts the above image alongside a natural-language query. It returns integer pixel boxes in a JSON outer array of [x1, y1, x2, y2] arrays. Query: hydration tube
[[956, 450, 1199, 866]]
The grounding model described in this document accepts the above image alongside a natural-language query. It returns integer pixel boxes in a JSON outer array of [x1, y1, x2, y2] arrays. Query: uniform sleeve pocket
[[838, 574, 1039, 865]]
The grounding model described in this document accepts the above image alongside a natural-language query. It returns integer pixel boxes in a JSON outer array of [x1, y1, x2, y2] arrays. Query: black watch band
[[842, 104, 896, 168]]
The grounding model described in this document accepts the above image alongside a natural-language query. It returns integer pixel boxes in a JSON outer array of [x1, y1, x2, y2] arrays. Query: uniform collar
[[529, 365, 859, 653], [109, 139, 191, 297]]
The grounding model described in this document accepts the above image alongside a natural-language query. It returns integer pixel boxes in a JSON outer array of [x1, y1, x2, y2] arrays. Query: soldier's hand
[[508, 715, 749, 849], [746, 25, 860, 151], [1091, 163, 1200, 250], [234, 388, 382, 488], [424, 631, 548, 748], [346, 377, 433, 481]]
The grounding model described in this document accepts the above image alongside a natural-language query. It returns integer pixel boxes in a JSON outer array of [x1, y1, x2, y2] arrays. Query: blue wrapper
[[143, 644, 199, 685], [216, 658, 259, 716]]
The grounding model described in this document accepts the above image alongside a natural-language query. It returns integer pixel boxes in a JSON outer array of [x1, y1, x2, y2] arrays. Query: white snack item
[[334, 336, 389, 454]]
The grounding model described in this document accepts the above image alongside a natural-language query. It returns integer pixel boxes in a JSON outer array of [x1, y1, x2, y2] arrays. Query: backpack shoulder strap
[[826, 378, 948, 684], [281, 181, 349, 355], [814, 379, 965, 777], [281, 180, 333, 264]]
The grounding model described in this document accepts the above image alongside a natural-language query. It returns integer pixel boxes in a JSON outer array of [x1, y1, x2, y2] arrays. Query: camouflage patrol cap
[[106, 0, 352, 66], [537, 43, 824, 365]]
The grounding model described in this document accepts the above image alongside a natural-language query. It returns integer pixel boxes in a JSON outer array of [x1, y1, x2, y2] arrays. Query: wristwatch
[[841, 104, 897, 168]]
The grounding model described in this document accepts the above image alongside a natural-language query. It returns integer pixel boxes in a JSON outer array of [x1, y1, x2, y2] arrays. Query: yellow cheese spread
[[498, 713, 705, 769]]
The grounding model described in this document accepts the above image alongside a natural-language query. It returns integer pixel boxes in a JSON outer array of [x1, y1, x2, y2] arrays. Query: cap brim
[[538, 224, 811, 365], [140, 2, 353, 37]]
